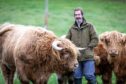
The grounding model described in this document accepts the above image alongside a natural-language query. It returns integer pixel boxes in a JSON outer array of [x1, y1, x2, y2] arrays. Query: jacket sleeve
[[66, 29, 71, 40], [88, 24, 99, 48]]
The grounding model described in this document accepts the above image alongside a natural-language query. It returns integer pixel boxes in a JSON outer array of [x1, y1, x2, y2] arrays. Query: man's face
[[74, 10, 83, 21]]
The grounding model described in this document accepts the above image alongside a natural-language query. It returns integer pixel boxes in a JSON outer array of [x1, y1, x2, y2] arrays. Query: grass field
[[0, 0, 126, 84]]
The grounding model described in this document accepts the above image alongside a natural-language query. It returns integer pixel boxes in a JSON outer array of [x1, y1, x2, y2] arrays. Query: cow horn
[[52, 40, 63, 51], [77, 47, 86, 50]]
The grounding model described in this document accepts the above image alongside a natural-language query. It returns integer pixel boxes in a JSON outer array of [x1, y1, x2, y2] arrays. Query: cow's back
[[0, 24, 28, 66], [14, 27, 56, 65], [12, 26, 57, 81]]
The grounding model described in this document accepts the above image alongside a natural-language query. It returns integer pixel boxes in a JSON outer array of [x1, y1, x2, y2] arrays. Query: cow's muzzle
[[109, 49, 119, 57], [74, 63, 79, 68]]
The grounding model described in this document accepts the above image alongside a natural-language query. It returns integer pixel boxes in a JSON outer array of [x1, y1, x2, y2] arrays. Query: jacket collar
[[73, 17, 87, 29]]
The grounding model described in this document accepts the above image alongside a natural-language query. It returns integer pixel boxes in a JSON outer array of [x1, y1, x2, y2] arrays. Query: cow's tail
[[0, 22, 14, 36]]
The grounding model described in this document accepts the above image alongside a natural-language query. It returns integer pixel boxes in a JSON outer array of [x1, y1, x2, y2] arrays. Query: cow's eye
[[119, 41, 124, 46], [63, 53, 70, 59], [60, 49, 70, 59], [100, 38, 104, 42], [105, 39, 110, 45], [120, 39, 125, 45]]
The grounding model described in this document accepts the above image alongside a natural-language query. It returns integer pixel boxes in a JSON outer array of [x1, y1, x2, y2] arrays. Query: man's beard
[[76, 18, 83, 28]]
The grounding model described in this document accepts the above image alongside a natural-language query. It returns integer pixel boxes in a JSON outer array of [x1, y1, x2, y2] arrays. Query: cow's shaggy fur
[[57, 42, 113, 84], [57, 31, 126, 84], [0, 23, 79, 84], [100, 31, 126, 84], [94, 42, 113, 84]]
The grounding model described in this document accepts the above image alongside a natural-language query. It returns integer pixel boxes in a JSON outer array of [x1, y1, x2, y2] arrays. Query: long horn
[[52, 40, 63, 51], [77, 47, 86, 50]]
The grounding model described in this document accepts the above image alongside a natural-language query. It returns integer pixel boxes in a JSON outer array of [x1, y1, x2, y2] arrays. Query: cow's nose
[[74, 63, 79, 68], [109, 49, 118, 56]]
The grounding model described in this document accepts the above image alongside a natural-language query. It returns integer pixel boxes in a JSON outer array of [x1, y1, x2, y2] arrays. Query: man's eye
[[75, 14, 80, 16]]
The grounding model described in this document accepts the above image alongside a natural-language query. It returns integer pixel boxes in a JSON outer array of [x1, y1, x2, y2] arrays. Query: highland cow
[[100, 31, 126, 84], [0, 23, 79, 84], [94, 42, 113, 84]]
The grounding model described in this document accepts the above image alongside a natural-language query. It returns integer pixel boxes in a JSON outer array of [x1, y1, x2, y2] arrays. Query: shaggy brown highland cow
[[0, 23, 79, 84], [100, 31, 126, 84]]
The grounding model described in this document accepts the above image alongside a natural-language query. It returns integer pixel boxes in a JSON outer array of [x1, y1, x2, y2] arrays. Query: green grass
[[0, 0, 126, 83], [0, 0, 126, 35]]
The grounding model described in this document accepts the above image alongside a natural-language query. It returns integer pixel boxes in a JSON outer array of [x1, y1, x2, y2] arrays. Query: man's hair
[[74, 7, 84, 16]]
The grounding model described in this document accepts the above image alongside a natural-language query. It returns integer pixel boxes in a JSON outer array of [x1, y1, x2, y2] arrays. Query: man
[[66, 8, 98, 84]]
